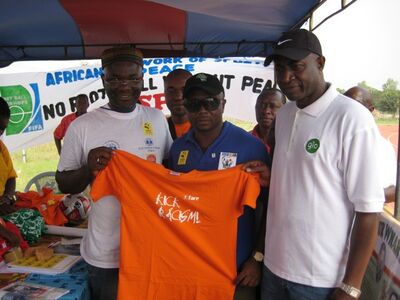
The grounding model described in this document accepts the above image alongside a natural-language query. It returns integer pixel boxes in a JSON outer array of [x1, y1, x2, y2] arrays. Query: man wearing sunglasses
[[56, 47, 172, 300], [168, 73, 270, 300]]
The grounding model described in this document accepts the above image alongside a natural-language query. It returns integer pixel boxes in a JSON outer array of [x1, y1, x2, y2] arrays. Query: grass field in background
[[11, 143, 59, 192], [376, 118, 398, 125], [10, 116, 398, 192]]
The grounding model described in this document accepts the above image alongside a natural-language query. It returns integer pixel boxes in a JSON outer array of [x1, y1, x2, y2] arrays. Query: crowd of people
[[0, 28, 396, 300]]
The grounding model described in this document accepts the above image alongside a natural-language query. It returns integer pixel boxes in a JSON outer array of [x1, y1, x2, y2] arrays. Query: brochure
[[0, 281, 69, 299]]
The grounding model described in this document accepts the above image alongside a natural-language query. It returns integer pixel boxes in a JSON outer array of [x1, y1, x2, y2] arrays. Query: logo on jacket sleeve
[[177, 150, 189, 165]]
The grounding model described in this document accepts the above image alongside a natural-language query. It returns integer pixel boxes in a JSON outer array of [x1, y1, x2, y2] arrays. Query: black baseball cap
[[264, 29, 322, 66], [183, 73, 224, 98]]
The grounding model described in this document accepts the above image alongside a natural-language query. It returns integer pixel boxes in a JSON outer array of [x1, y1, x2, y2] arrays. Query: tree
[[379, 91, 400, 118], [382, 78, 398, 91], [376, 78, 400, 117], [337, 87, 345, 94], [355, 81, 383, 108]]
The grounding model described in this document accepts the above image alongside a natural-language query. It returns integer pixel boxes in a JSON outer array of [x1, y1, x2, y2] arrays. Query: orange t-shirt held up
[[91, 150, 260, 300]]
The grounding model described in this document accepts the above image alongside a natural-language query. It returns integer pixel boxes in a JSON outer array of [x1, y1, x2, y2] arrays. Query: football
[[59, 194, 91, 224]]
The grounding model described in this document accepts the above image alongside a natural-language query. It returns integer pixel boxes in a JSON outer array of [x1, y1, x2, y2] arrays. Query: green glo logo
[[0, 84, 43, 136], [305, 138, 320, 154]]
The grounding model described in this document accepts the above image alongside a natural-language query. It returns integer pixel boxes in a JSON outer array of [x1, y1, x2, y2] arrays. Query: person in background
[[163, 69, 192, 139], [0, 97, 18, 217], [56, 47, 172, 300], [251, 88, 286, 156], [54, 94, 89, 155], [168, 73, 270, 300], [344, 86, 397, 203], [262, 29, 384, 300]]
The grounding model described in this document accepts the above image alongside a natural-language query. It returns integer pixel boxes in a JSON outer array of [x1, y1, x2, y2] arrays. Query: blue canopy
[[0, 0, 321, 67]]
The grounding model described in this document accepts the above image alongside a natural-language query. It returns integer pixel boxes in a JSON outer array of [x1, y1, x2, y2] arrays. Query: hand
[[242, 161, 270, 187], [0, 199, 17, 215], [234, 258, 261, 287], [0, 226, 20, 247], [330, 288, 357, 300], [88, 147, 114, 175]]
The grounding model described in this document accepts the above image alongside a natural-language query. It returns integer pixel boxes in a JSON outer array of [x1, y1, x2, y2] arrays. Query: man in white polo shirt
[[262, 29, 384, 299]]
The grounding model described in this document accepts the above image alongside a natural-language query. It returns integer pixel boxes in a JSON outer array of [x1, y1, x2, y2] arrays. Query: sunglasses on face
[[183, 97, 220, 113]]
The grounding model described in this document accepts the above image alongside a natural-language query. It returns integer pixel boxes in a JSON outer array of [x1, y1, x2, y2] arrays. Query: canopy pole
[[395, 117, 400, 219]]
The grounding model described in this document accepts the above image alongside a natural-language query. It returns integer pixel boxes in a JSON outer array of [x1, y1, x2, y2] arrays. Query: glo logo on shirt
[[305, 138, 320, 154], [143, 122, 153, 136], [178, 150, 189, 165]]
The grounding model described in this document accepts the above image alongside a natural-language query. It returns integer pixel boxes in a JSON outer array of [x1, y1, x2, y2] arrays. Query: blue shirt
[[168, 121, 269, 269]]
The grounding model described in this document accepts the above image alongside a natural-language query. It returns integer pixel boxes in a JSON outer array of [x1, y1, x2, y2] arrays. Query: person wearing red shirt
[[54, 94, 89, 154]]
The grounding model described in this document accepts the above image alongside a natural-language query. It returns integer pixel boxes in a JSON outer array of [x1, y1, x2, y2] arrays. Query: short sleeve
[[234, 170, 260, 217], [90, 161, 119, 202], [1, 141, 17, 179], [57, 122, 85, 171], [53, 118, 67, 139], [343, 126, 385, 212]]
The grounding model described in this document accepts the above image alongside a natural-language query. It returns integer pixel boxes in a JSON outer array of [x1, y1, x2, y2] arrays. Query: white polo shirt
[[264, 84, 384, 287]]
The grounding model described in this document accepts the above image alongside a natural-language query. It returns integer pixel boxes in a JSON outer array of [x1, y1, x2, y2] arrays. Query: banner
[[0, 57, 273, 152], [362, 211, 400, 299]]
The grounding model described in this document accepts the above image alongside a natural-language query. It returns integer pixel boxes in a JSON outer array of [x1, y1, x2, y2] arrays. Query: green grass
[[11, 143, 59, 192], [376, 118, 398, 125]]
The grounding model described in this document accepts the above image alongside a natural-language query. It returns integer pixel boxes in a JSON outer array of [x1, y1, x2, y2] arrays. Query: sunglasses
[[183, 97, 221, 113]]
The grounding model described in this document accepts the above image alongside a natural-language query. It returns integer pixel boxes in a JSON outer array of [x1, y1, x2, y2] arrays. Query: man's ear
[[221, 99, 226, 112], [317, 55, 326, 71]]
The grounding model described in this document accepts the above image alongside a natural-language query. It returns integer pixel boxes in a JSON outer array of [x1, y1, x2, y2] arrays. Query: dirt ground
[[379, 124, 398, 214], [379, 124, 398, 158]]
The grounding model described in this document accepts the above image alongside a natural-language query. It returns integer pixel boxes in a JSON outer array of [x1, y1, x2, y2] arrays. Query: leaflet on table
[[0, 281, 69, 299]]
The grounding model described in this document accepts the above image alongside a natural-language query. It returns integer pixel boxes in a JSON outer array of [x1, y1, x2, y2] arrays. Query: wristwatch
[[252, 251, 264, 262], [339, 282, 361, 298]]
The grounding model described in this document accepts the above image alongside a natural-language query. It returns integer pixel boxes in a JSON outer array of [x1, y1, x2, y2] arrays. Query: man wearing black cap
[[56, 47, 172, 300], [261, 29, 384, 299], [168, 73, 270, 300]]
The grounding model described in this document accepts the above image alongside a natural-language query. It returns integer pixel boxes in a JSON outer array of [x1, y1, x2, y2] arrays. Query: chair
[[24, 171, 60, 193]]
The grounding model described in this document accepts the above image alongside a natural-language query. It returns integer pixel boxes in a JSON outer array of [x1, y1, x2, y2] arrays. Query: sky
[[312, 0, 400, 90], [0, 0, 398, 92]]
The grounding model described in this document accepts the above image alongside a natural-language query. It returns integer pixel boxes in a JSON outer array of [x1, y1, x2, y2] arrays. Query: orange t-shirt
[[91, 150, 260, 300], [174, 121, 191, 138]]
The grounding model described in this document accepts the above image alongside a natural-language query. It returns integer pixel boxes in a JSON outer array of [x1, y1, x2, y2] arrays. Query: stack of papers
[[0, 281, 69, 299]]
